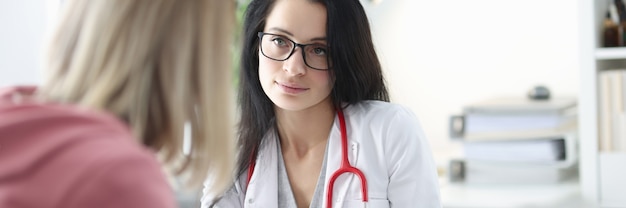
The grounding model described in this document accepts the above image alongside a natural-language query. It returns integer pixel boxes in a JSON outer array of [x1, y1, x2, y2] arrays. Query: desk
[[439, 178, 597, 208]]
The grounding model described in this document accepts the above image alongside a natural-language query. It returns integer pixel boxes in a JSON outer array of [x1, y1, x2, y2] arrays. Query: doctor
[[203, 0, 441, 207]]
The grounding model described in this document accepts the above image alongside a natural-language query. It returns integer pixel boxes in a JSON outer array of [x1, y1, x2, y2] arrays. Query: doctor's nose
[[283, 48, 306, 76]]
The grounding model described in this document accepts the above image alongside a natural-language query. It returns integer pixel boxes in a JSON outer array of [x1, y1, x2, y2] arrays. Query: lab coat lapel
[[246, 131, 279, 207]]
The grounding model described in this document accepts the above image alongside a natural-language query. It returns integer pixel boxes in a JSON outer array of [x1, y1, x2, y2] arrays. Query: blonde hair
[[41, 0, 235, 192]]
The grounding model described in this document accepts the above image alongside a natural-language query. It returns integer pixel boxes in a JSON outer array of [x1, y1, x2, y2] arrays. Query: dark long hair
[[236, 0, 389, 177]]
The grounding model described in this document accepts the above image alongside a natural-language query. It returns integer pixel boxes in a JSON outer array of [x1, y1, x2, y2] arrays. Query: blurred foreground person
[[0, 1, 236, 207]]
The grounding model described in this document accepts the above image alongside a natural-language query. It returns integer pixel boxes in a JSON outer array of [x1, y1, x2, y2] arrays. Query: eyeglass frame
[[257, 32, 330, 71]]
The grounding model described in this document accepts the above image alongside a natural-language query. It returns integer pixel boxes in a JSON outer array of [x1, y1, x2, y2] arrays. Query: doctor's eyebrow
[[267, 27, 327, 42]]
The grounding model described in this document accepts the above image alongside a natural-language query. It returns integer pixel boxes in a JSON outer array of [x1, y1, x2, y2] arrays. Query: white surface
[[439, 178, 595, 208], [599, 152, 626, 207]]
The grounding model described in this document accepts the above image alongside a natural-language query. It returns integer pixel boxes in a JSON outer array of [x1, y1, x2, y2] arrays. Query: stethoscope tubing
[[326, 109, 368, 208], [246, 109, 369, 208]]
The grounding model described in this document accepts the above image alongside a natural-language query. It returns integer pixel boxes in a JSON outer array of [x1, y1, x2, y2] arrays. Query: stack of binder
[[448, 96, 578, 184]]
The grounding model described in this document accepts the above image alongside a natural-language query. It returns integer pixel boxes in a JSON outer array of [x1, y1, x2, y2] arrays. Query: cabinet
[[579, 0, 626, 206]]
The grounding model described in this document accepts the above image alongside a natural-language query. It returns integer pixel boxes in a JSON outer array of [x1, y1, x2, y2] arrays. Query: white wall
[[362, 0, 579, 167], [0, 0, 50, 87]]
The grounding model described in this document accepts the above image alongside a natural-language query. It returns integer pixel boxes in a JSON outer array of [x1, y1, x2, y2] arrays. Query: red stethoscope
[[246, 110, 368, 208]]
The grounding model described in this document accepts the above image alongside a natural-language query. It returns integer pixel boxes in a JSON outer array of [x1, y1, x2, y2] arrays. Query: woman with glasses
[[0, 1, 236, 207], [204, 0, 441, 207]]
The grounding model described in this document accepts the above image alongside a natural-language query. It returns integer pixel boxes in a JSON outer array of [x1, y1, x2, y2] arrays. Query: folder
[[448, 132, 578, 184], [449, 96, 577, 141]]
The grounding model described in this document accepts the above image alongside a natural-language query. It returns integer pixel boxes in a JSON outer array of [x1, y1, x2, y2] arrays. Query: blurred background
[[1, 0, 614, 207], [360, 0, 578, 170]]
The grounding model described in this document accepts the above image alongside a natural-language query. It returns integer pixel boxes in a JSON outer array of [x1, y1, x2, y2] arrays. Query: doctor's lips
[[275, 81, 308, 94]]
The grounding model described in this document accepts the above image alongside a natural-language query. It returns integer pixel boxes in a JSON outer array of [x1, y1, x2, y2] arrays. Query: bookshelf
[[579, 0, 626, 207]]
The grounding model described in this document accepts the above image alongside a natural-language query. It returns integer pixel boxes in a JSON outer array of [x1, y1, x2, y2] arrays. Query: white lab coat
[[202, 101, 441, 208]]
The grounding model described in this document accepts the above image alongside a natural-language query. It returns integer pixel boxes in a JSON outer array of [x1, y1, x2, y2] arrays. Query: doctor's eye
[[313, 47, 327, 56], [271, 37, 291, 48], [308, 45, 328, 56]]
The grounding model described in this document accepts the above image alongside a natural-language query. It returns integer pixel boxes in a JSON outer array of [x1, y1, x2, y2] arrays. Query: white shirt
[[203, 101, 442, 208]]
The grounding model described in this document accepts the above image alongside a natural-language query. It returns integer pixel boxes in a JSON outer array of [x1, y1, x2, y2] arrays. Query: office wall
[[0, 0, 50, 87], [362, 0, 579, 166]]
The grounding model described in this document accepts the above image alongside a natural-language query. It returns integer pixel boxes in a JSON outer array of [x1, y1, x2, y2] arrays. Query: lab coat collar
[[246, 130, 279, 207]]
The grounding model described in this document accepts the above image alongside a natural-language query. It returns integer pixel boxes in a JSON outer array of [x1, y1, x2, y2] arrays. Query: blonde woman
[[0, 1, 235, 207]]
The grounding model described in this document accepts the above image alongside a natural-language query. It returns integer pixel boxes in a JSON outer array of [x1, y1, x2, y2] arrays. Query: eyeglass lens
[[259, 33, 329, 70]]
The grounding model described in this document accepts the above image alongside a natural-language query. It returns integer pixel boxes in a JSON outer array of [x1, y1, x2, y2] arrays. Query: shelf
[[580, 0, 626, 206], [595, 48, 626, 60]]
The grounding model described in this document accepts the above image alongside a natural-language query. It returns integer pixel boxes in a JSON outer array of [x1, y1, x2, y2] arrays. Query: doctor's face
[[258, 0, 332, 112]]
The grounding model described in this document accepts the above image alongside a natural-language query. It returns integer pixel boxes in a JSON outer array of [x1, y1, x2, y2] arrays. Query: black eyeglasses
[[258, 32, 330, 70]]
